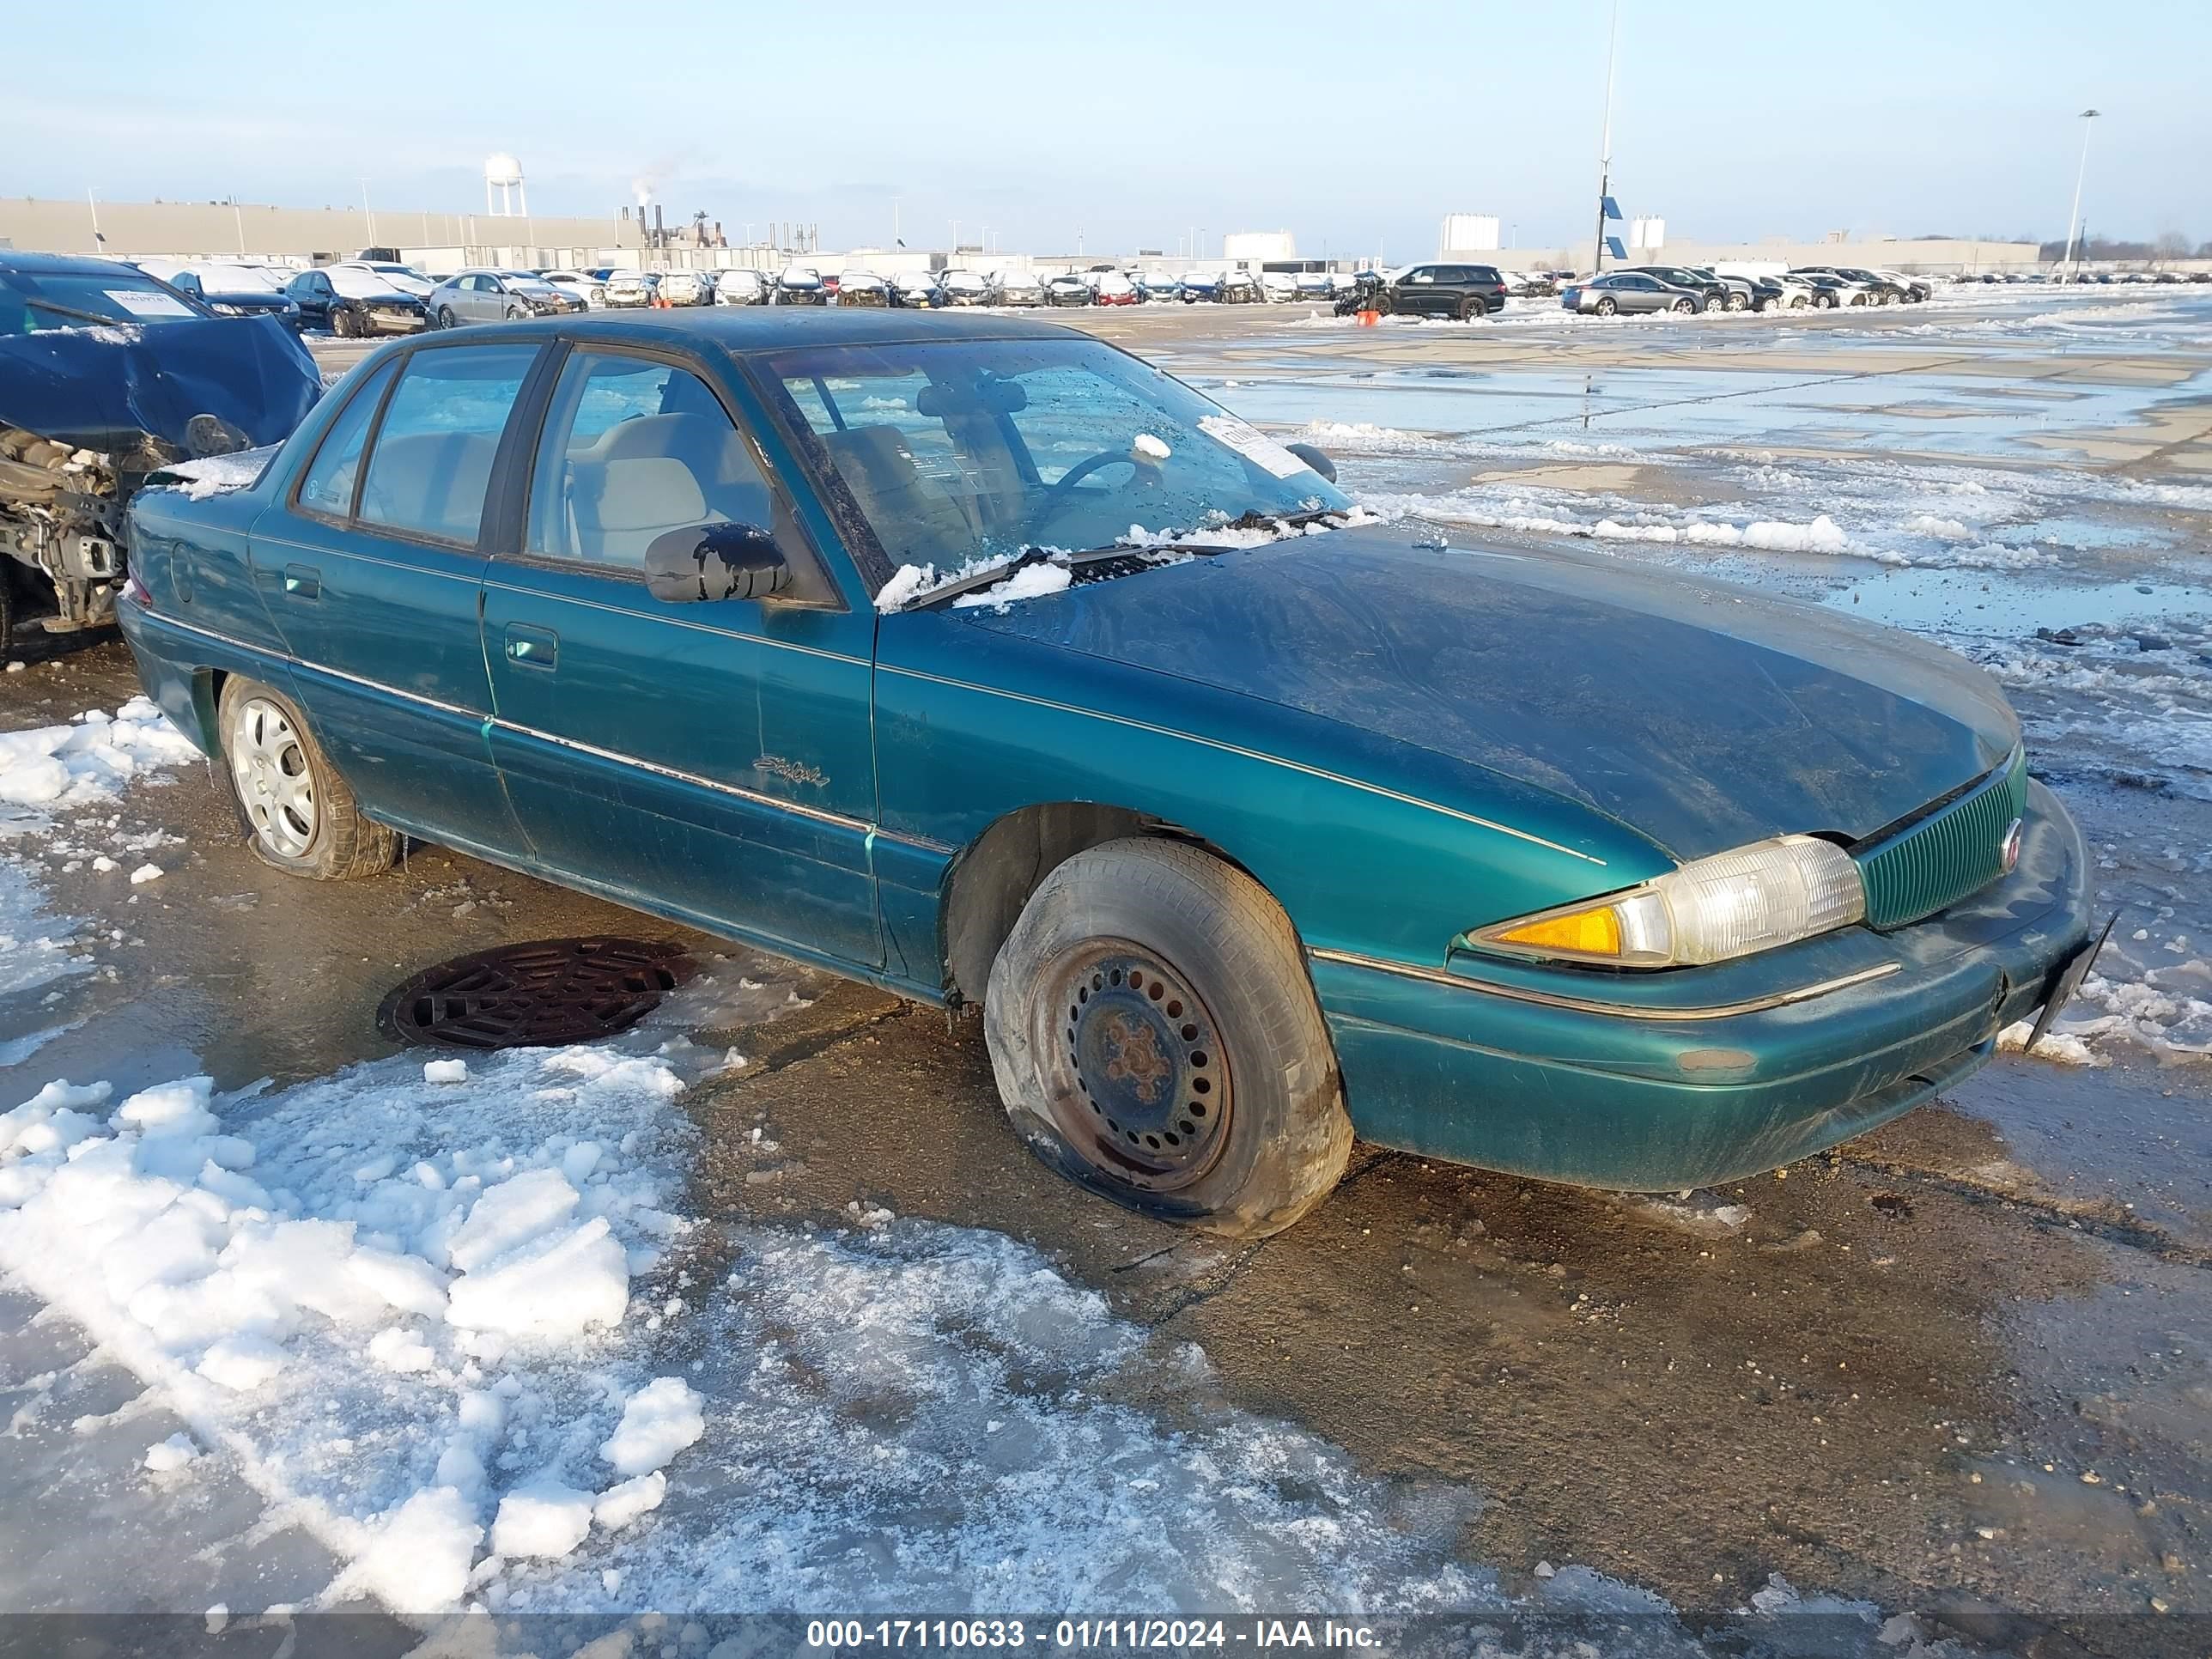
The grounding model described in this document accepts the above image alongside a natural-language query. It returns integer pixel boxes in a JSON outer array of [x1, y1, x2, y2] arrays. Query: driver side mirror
[[644, 522, 791, 603], [1284, 442, 1336, 483]]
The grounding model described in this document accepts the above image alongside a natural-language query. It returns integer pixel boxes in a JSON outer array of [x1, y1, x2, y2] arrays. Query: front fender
[[874, 615, 1672, 969]]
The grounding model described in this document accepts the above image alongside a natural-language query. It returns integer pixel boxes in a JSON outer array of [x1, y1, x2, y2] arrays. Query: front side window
[[1405, 267, 1435, 284], [767, 337, 1351, 586], [526, 352, 772, 571], [297, 357, 398, 518], [357, 344, 537, 545]]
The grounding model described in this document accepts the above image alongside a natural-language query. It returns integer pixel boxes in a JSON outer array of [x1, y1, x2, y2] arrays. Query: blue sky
[[13, 0, 2206, 258]]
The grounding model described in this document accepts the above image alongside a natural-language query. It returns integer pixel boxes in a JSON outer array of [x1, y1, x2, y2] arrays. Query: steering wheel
[[1028, 449, 1148, 533]]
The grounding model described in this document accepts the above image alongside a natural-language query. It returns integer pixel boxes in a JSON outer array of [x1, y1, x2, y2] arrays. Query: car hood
[[953, 527, 2020, 860], [0, 314, 322, 467]]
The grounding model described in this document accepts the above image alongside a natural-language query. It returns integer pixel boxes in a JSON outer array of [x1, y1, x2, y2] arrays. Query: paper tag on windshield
[[1199, 414, 1309, 479], [106, 289, 195, 319]]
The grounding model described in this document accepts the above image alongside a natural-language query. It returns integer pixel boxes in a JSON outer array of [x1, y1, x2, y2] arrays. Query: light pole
[[2061, 108, 2100, 282], [1590, 0, 1620, 274], [361, 179, 376, 246]]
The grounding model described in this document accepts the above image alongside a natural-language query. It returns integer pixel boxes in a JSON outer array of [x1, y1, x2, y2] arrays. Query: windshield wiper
[[25, 297, 126, 327], [908, 510, 1357, 611]]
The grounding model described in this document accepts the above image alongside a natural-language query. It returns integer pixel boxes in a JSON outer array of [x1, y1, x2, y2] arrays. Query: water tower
[[483, 154, 526, 217]]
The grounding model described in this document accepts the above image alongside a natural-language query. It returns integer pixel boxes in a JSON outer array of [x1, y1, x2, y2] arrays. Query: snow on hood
[[149, 444, 279, 501]]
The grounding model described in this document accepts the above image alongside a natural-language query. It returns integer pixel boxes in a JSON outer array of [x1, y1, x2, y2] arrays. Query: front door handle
[[282, 563, 319, 599], [503, 624, 558, 671]]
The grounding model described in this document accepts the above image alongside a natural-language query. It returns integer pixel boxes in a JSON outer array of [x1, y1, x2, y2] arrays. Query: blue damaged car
[[117, 309, 2098, 1237]]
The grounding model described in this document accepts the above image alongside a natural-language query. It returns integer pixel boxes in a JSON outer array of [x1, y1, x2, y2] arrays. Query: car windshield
[[767, 336, 1353, 603], [190, 264, 286, 294], [328, 268, 404, 300], [0, 267, 206, 334], [362, 267, 434, 295]]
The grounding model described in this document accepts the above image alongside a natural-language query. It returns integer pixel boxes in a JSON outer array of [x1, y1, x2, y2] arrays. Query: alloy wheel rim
[[1038, 940, 1232, 1193], [229, 697, 317, 859]]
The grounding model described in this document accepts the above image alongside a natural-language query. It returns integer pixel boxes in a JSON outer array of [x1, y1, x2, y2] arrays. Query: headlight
[[213, 302, 244, 315], [1468, 836, 1865, 969]]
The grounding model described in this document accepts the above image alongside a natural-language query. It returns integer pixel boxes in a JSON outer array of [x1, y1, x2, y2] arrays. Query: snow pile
[[0, 1048, 704, 1615], [598, 1376, 705, 1476], [0, 1042, 1517, 1620], [153, 447, 277, 501], [0, 697, 199, 815], [951, 562, 1073, 611]]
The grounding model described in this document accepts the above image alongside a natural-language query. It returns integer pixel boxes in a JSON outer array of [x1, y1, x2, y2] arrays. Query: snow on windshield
[[190, 264, 285, 294], [327, 268, 404, 300]]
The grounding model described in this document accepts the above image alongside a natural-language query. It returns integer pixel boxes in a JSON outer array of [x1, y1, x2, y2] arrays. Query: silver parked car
[[602, 270, 661, 308], [426, 268, 581, 328], [1559, 271, 1704, 316], [714, 269, 771, 306]]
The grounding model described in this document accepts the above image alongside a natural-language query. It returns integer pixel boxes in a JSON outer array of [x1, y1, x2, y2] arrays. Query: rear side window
[[357, 344, 538, 545], [297, 358, 398, 519]]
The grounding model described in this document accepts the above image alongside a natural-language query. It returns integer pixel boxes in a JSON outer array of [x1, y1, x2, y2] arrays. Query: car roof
[[0, 250, 159, 278], [419, 307, 1085, 353]]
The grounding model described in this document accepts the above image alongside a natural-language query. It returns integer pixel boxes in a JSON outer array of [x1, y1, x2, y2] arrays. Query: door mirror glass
[[1283, 441, 1335, 483], [644, 522, 790, 603]]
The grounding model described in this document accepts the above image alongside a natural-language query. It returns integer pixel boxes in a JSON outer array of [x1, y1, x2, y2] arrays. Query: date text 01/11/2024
[[805, 1620, 1383, 1650]]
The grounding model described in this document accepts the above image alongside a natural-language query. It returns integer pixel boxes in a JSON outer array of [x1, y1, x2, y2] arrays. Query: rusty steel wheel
[[1038, 941, 1231, 1194], [985, 838, 1352, 1237]]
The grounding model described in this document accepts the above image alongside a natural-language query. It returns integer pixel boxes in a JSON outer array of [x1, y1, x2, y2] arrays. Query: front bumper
[[1310, 781, 2094, 1191]]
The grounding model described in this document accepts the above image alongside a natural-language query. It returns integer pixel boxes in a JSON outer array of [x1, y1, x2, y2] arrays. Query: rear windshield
[[0, 268, 206, 335]]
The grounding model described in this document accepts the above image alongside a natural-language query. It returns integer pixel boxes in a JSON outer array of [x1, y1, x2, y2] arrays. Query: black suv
[[1385, 263, 1510, 320]]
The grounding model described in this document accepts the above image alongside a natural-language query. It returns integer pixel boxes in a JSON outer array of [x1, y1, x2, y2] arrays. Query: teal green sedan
[[118, 310, 2098, 1236]]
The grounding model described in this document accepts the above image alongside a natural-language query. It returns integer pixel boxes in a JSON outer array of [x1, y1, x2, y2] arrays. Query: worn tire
[[216, 677, 397, 880], [985, 838, 1352, 1238]]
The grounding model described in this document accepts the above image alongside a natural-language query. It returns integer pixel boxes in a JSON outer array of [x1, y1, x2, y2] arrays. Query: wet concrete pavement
[[3, 289, 2207, 1648]]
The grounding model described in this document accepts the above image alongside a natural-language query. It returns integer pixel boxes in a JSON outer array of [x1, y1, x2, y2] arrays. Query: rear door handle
[[503, 624, 558, 670], [282, 563, 319, 599]]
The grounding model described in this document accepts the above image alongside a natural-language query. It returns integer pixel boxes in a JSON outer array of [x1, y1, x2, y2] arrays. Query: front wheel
[[331, 306, 356, 338], [218, 678, 397, 880], [985, 838, 1352, 1239], [1672, 298, 1695, 313], [505, 306, 525, 320]]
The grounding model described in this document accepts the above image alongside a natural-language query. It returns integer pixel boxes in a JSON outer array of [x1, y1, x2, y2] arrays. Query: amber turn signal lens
[[1490, 905, 1622, 957]]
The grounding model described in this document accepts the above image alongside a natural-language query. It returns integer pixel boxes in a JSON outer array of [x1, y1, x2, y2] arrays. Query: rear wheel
[[1455, 295, 1487, 321], [985, 838, 1352, 1238], [1727, 292, 1748, 311], [217, 678, 396, 880], [1594, 295, 1618, 317], [435, 306, 457, 330]]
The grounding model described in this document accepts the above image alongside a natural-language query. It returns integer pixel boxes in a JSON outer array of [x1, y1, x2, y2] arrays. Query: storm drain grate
[[378, 937, 698, 1051]]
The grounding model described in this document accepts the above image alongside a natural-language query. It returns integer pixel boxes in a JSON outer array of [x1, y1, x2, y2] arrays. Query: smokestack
[[653, 204, 665, 245]]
